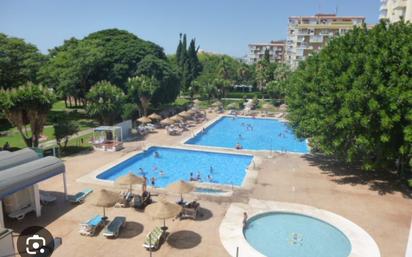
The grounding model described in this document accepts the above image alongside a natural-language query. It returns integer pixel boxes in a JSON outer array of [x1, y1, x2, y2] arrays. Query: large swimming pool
[[185, 116, 308, 153], [97, 146, 253, 188], [244, 212, 351, 257]]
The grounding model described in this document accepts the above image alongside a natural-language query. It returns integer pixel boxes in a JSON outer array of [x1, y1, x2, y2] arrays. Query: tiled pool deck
[[3, 112, 412, 257]]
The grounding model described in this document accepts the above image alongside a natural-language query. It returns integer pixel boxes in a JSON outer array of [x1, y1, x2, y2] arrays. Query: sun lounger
[[40, 191, 57, 205], [8, 205, 35, 220], [80, 215, 105, 236], [179, 201, 200, 220], [115, 192, 134, 208], [134, 192, 152, 210], [143, 227, 165, 250], [103, 216, 126, 238], [68, 188, 93, 203]]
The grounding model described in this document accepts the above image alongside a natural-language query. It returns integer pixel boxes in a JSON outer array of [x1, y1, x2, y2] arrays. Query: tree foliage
[[40, 29, 167, 104], [175, 34, 202, 91], [86, 81, 125, 125], [127, 76, 160, 116], [53, 112, 80, 150], [0, 82, 55, 147], [135, 55, 180, 105], [0, 33, 45, 89], [287, 21, 412, 174]]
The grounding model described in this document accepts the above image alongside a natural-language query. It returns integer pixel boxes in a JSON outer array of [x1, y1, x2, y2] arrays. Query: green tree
[[86, 81, 125, 125], [0, 33, 45, 89], [40, 29, 168, 105], [175, 34, 202, 91], [0, 82, 55, 147], [135, 55, 180, 105], [53, 113, 80, 150], [127, 76, 160, 117], [287, 21, 412, 175]]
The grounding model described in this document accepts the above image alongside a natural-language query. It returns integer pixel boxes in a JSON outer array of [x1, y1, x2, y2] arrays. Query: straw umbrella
[[89, 189, 120, 218], [137, 116, 152, 124], [170, 115, 183, 122], [115, 172, 144, 193], [166, 180, 194, 203], [178, 111, 191, 119], [187, 109, 196, 115], [227, 102, 239, 110], [160, 118, 175, 126], [262, 103, 275, 111], [145, 198, 182, 229], [211, 101, 223, 107], [148, 113, 162, 121]]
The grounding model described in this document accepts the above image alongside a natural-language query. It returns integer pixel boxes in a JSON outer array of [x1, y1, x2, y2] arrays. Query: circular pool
[[244, 212, 352, 257]]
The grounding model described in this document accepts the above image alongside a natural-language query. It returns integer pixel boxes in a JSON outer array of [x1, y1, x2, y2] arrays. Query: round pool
[[244, 212, 352, 257]]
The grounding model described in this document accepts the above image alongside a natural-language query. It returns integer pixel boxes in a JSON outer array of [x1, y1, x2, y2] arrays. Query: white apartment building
[[287, 14, 365, 69], [247, 40, 286, 64], [380, 0, 412, 22]]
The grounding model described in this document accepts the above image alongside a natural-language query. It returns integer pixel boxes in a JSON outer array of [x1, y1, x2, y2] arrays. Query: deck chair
[[79, 215, 105, 236], [103, 216, 126, 238], [40, 191, 57, 205], [143, 227, 165, 250], [68, 188, 93, 203], [8, 205, 35, 220]]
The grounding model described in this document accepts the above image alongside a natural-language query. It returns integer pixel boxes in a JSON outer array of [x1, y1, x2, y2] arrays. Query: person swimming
[[235, 143, 243, 150], [154, 151, 160, 158], [207, 174, 213, 182], [139, 168, 145, 175], [209, 166, 213, 173], [189, 172, 195, 181], [196, 172, 202, 181], [159, 170, 165, 176], [238, 134, 243, 140]]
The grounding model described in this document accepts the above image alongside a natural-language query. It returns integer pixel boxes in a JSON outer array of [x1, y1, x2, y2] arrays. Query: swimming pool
[[185, 116, 308, 153], [96, 146, 253, 188], [244, 212, 351, 257]]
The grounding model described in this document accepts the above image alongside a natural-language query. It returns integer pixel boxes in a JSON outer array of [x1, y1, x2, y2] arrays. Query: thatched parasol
[[137, 116, 152, 124], [178, 111, 191, 118], [89, 189, 120, 217], [145, 198, 182, 228], [160, 118, 175, 126], [262, 103, 275, 110], [166, 180, 194, 203], [148, 113, 162, 120], [115, 172, 145, 192], [211, 101, 223, 107], [170, 115, 183, 122], [226, 102, 239, 110], [187, 109, 196, 115]]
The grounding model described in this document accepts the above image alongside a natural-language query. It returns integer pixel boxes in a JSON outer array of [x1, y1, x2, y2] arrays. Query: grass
[[0, 100, 98, 149]]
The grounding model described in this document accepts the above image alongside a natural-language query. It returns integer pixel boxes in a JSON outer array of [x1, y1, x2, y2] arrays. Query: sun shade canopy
[[0, 156, 65, 199], [0, 148, 40, 171]]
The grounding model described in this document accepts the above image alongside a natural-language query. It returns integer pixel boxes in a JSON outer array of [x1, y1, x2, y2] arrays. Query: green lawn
[[0, 100, 98, 149]]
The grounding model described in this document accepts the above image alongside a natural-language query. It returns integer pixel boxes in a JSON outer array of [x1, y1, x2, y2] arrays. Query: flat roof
[[0, 156, 65, 199], [0, 148, 40, 171]]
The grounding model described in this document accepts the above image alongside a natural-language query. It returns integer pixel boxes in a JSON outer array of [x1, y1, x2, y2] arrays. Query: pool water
[[194, 188, 226, 194], [97, 146, 253, 188], [186, 116, 308, 153], [244, 212, 351, 257]]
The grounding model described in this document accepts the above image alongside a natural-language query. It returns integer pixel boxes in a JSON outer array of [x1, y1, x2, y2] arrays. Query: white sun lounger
[[8, 205, 35, 220], [40, 191, 57, 205]]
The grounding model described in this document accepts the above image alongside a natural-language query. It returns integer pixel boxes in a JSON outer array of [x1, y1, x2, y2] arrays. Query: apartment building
[[247, 40, 286, 64], [380, 0, 412, 22], [287, 14, 365, 69]]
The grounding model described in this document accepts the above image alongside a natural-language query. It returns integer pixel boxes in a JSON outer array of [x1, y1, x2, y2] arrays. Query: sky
[[0, 0, 380, 57]]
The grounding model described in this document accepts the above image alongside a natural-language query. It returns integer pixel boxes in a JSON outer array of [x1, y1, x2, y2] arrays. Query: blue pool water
[[186, 116, 308, 153], [97, 146, 253, 188], [244, 212, 351, 257]]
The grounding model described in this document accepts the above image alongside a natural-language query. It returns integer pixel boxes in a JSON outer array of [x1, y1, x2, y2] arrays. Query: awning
[[0, 156, 65, 199], [0, 148, 40, 171]]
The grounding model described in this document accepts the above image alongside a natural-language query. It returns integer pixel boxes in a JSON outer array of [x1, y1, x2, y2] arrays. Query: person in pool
[[154, 151, 160, 158], [235, 143, 243, 150], [189, 172, 195, 181], [139, 168, 145, 175], [209, 166, 213, 173], [196, 172, 202, 181], [150, 177, 156, 187], [207, 174, 214, 182], [159, 170, 165, 176]]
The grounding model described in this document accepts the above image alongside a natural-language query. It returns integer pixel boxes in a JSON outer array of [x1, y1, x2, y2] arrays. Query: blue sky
[[0, 0, 379, 57]]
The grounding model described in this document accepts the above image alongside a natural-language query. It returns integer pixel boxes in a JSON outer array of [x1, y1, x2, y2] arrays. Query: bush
[[226, 91, 266, 99]]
